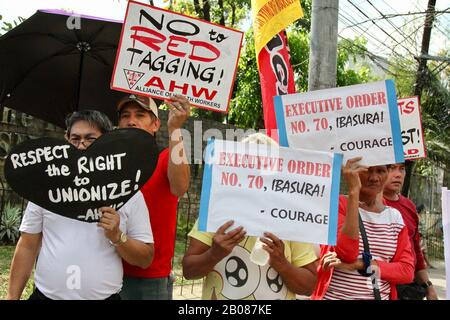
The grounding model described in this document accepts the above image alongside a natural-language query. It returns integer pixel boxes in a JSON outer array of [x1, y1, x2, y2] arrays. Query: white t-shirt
[[19, 191, 153, 300]]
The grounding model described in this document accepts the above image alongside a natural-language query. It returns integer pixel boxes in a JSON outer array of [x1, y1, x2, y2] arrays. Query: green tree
[[167, 0, 250, 28], [228, 28, 377, 129], [390, 51, 450, 167]]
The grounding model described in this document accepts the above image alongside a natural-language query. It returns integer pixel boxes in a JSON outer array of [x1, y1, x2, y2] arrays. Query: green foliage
[[228, 29, 377, 129], [294, 0, 312, 32], [228, 29, 262, 128], [0, 246, 34, 299], [176, 214, 195, 241], [167, 0, 250, 27], [0, 203, 22, 244], [287, 29, 310, 91], [389, 50, 450, 166]]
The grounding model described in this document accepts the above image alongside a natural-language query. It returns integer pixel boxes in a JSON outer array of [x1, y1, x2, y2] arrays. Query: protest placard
[[198, 139, 342, 245], [398, 96, 426, 160], [274, 80, 404, 166], [442, 187, 450, 300], [4, 128, 158, 223], [111, 1, 244, 113]]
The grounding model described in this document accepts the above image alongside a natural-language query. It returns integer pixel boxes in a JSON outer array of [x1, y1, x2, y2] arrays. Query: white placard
[[442, 187, 450, 300], [274, 80, 404, 166], [111, 1, 244, 112], [198, 139, 342, 245], [398, 96, 426, 160]]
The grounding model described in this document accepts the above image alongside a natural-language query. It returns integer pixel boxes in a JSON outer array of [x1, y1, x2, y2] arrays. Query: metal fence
[[409, 172, 446, 260]]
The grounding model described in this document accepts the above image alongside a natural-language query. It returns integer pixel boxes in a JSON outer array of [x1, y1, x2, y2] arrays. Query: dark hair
[[416, 204, 425, 214], [65, 110, 113, 135]]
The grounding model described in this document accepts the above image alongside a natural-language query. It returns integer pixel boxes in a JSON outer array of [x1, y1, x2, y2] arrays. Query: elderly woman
[[312, 157, 414, 300]]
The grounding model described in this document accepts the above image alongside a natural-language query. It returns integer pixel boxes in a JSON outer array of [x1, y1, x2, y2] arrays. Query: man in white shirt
[[7, 110, 154, 300]]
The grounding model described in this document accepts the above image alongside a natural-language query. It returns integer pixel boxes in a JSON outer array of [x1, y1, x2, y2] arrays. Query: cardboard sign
[[442, 187, 450, 300], [398, 96, 426, 160], [4, 128, 159, 223], [198, 139, 342, 245], [111, 1, 244, 113], [274, 80, 404, 166]]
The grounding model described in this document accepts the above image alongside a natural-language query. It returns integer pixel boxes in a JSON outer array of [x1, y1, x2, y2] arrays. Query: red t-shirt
[[123, 148, 179, 278], [383, 195, 427, 272]]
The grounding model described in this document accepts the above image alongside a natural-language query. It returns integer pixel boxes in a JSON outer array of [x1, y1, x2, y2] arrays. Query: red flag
[[258, 31, 296, 141]]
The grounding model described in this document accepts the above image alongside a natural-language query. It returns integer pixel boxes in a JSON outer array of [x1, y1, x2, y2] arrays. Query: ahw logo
[[123, 69, 144, 89]]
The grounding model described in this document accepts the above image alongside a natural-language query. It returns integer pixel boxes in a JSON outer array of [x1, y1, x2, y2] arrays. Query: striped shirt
[[324, 206, 404, 300]]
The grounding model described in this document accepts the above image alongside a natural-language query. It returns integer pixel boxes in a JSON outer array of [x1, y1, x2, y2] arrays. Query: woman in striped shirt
[[312, 157, 414, 300]]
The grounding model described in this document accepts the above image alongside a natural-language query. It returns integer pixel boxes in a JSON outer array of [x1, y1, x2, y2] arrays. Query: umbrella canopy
[[0, 9, 128, 128]]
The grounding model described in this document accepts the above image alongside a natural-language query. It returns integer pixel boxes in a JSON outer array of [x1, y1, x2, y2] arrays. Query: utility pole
[[308, 0, 339, 90], [402, 0, 436, 197]]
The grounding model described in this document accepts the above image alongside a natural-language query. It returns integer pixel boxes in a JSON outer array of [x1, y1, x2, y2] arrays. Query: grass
[[0, 245, 34, 300], [172, 239, 203, 287]]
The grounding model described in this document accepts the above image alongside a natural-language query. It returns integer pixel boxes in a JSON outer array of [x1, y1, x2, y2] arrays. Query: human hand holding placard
[[111, 1, 244, 113], [199, 139, 343, 245], [4, 128, 159, 223], [274, 80, 404, 166]]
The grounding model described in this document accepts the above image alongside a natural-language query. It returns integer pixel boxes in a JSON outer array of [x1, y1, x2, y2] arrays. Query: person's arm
[[340, 157, 366, 240], [115, 239, 153, 269], [334, 197, 360, 263], [411, 212, 437, 299], [166, 95, 191, 196], [98, 207, 153, 268], [182, 221, 246, 280], [333, 157, 368, 263], [323, 226, 415, 285], [415, 269, 438, 300], [260, 232, 318, 295], [7, 232, 42, 300]]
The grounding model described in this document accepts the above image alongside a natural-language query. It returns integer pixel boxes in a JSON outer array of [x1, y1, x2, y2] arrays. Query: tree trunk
[[218, 0, 225, 26], [203, 0, 211, 22], [231, 2, 236, 27], [193, 0, 203, 18], [402, 0, 436, 197]]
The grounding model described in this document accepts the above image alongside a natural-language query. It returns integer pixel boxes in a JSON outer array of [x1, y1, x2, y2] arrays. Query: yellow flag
[[251, 0, 303, 56]]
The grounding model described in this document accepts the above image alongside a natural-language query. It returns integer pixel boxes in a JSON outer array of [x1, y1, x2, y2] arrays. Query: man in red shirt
[[117, 94, 191, 299], [383, 163, 438, 300]]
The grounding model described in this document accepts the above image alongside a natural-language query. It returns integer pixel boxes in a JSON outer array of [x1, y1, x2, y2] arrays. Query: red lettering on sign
[[129, 26, 220, 62], [398, 100, 415, 115], [130, 26, 166, 51]]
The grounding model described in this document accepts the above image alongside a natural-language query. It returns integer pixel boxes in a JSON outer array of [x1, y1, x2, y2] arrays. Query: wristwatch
[[421, 280, 433, 288], [110, 232, 127, 247]]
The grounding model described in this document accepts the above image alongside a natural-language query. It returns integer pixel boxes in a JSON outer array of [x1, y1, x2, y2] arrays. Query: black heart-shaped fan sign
[[4, 128, 159, 223]]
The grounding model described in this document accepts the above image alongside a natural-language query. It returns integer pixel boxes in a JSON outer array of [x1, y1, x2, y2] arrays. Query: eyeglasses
[[68, 136, 97, 148]]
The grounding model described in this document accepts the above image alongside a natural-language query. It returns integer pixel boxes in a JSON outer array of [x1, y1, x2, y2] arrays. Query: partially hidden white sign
[[198, 139, 343, 245], [398, 96, 426, 160], [111, 1, 244, 113], [275, 80, 404, 166]]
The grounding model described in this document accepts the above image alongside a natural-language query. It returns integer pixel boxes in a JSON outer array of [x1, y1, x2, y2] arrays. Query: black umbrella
[[0, 9, 128, 128]]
